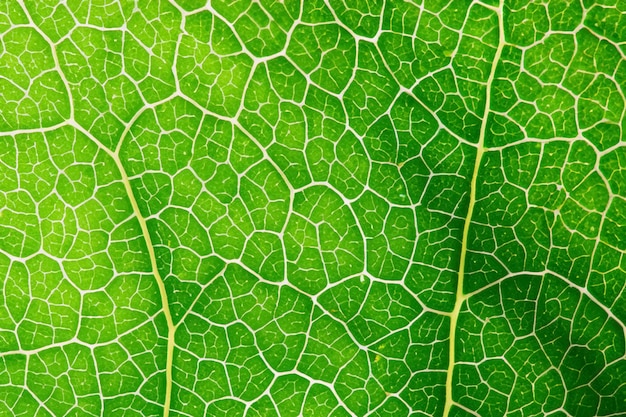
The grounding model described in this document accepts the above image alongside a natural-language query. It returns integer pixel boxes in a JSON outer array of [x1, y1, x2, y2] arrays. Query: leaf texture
[[0, 0, 625, 416]]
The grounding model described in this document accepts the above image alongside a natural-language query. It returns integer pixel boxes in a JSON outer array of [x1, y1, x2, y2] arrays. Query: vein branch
[[443, 1, 505, 415], [111, 155, 176, 417]]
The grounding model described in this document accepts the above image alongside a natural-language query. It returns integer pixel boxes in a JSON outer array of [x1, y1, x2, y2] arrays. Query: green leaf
[[1, 1, 625, 416]]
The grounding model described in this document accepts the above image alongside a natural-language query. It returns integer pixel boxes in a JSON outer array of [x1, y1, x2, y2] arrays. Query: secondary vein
[[442, 1, 505, 416], [112, 154, 176, 417]]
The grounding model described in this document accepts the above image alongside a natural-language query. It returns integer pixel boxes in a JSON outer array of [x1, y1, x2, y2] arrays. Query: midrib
[[442, 1, 505, 416]]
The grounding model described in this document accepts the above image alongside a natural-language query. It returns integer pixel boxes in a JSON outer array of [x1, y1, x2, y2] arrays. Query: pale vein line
[[111, 156, 176, 417], [443, 1, 505, 415]]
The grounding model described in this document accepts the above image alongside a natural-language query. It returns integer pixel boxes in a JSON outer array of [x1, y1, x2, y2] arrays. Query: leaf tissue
[[0, 0, 625, 416]]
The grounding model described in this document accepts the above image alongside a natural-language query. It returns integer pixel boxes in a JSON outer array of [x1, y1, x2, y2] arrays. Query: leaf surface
[[0, 0, 625, 416]]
